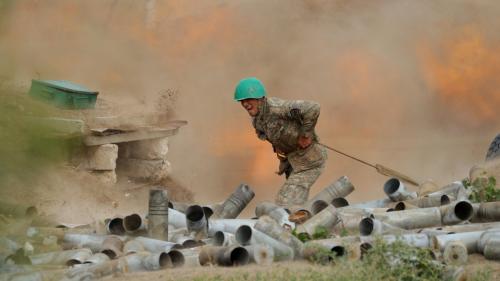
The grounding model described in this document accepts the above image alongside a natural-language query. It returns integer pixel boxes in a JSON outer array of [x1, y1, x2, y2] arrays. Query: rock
[[123, 137, 169, 160], [117, 158, 171, 181], [87, 144, 118, 171]]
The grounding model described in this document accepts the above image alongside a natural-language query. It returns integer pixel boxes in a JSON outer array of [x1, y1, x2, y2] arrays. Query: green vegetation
[[358, 238, 442, 281], [171, 238, 492, 281], [292, 226, 331, 243], [311, 226, 329, 240], [463, 176, 500, 203], [304, 243, 340, 265], [0, 88, 80, 187]]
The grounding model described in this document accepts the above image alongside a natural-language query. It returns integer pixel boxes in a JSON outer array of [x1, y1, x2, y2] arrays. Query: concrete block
[[118, 158, 171, 182], [87, 144, 118, 171], [91, 170, 117, 185], [126, 137, 169, 160]]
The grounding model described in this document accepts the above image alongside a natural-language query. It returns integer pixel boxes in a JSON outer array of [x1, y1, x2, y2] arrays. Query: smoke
[[1, 0, 499, 214]]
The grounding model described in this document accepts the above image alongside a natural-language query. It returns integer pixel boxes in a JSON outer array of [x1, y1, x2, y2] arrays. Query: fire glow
[[419, 25, 500, 126]]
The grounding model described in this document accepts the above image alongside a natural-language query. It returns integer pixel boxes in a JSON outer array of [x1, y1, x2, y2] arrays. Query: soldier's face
[[240, 98, 261, 117]]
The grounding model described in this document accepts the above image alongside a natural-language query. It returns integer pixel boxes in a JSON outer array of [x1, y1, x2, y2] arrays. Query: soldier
[[234, 77, 327, 207]]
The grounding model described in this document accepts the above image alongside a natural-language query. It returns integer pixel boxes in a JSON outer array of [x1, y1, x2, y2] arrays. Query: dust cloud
[[1, 0, 499, 216]]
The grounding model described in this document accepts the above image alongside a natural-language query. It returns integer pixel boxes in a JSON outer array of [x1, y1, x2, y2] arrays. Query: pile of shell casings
[[1, 164, 499, 280]]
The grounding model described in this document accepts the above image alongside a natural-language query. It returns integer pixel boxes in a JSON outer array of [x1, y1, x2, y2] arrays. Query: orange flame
[[331, 49, 402, 138], [212, 125, 276, 181], [419, 25, 500, 126]]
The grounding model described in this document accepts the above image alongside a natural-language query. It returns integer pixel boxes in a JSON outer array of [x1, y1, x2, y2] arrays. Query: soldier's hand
[[298, 136, 312, 149]]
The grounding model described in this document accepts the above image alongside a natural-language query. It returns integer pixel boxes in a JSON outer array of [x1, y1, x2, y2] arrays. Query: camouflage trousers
[[275, 164, 324, 207]]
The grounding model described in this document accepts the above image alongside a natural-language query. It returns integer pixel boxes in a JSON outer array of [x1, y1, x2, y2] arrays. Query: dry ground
[[106, 255, 500, 281]]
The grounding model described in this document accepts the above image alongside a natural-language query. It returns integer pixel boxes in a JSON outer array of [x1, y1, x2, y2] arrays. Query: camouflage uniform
[[252, 97, 327, 207]]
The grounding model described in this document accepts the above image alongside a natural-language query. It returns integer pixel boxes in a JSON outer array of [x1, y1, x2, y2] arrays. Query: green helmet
[[234, 77, 266, 101]]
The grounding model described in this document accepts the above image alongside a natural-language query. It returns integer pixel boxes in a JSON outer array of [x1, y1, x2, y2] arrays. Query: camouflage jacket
[[252, 97, 327, 172]]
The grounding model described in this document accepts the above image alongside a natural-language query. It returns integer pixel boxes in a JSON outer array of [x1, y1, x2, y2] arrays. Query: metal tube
[[349, 198, 393, 208], [100, 236, 124, 259], [186, 205, 208, 239], [393, 201, 419, 210], [213, 231, 236, 246], [331, 197, 349, 208], [337, 206, 390, 216], [440, 201, 473, 225], [304, 236, 360, 261], [105, 217, 125, 235], [471, 201, 500, 223], [302, 176, 355, 215], [121, 252, 151, 272], [220, 246, 249, 266], [179, 248, 202, 267], [199, 246, 250, 266], [477, 230, 500, 253], [373, 207, 442, 229], [255, 201, 295, 229], [172, 235, 204, 248], [310, 176, 355, 205], [208, 219, 257, 236], [27, 226, 95, 242], [295, 205, 339, 238], [243, 245, 274, 265], [403, 194, 450, 208], [84, 253, 110, 265], [383, 178, 417, 201], [361, 233, 431, 248], [359, 217, 409, 236], [64, 259, 124, 280], [309, 200, 330, 215], [443, 241, 468, 266], [167, 249, 185, 267], [63, 234, 108, 252], [254, 215, 304, 258], [201, 203, 222, 220], [123, 213, 147, 234], [119, 251, 172, 271], [202, 206, 214, 219], [66, 249, 93, 267], [123, 209, 186, 232], [148, 189, 169, 240], [212, 184, 255, 219], [433, 231, 486, 253], [421, 222, 500, 237], [123, 240, 145, 255], [29, 249, 92, 266], [133, 236, 178, 253], [141, 252, 172, 270], [428, 182, 469, 201], [235, 225, 294, 261], [169, 208, 188, 228], [483, 238, 500, 260], [333, 211, 367, 233]]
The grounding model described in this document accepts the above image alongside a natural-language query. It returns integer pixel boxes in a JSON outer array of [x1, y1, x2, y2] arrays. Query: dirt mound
[[0, 165, 193, 225]]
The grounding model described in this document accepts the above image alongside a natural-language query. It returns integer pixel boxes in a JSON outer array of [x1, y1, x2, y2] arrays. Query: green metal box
[[28, 80, 99, 109]]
